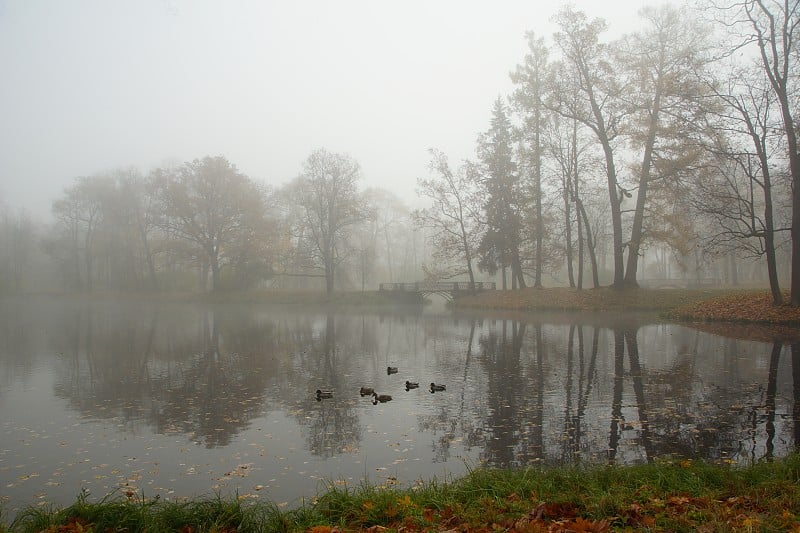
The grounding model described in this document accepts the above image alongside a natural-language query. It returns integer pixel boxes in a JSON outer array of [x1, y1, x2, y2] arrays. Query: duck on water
[[372, 392, 392, 404]]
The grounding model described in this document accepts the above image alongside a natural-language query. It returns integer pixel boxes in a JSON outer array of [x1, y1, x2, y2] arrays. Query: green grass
[[4, 453, 800, 532]]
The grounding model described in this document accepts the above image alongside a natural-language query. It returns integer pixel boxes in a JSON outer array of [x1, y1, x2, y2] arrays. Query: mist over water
[[1, 298, 796, 518]]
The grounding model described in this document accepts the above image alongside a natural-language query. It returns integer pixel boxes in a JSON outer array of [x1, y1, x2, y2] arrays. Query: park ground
[[450, 286, 800, 323]]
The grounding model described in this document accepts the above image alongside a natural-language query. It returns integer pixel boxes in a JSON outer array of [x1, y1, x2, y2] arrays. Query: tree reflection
[[418, 406, 460, 463], [298, 313, 361, 458], [477, 319, 547, 467], [53, 304, 274, 447], [605, 326, 654, 463], [419, 318, 485, 463], [561, 325, 599, 462], [150, 311, 265, 447], [764, 342, 781, 461], [23, 300, 800, 473]]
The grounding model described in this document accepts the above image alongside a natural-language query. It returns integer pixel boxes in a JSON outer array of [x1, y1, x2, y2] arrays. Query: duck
[[359, 386, 375, 396], [405, 380, 419, 390], [430, 383, 446, 392], [372, 392, 393, 404], [387, 366, 398, 374], [316, 389, 334, 400]]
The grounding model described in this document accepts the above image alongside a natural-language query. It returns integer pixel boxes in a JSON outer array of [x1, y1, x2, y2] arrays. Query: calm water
[[1, 297, 798, 517]]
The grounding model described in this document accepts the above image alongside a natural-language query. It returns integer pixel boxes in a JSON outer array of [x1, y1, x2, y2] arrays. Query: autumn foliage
[[671, 291, 800, 325], [455, 287, 800, 327]]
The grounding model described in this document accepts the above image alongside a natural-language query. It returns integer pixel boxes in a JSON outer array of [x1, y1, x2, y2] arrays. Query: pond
[[1, 297, 798, 518]]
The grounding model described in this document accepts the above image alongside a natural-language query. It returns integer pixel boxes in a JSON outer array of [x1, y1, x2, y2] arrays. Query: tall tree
[[546, 109, 602, 289], [152, 156, 272, 292], [414, 149, 483, 289], [288, 148, 369, 295], [477, 97, 526, 289], [621, 5, 711, 287], [511, 32, 549, 288], [550, 7, 628, 288], [698, 66, 788, 304], [707, 0, 800, 304]]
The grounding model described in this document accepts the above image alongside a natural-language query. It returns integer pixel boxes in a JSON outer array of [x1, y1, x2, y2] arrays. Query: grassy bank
[[451, 286, 800, 325], [4, 453, 800, 532]]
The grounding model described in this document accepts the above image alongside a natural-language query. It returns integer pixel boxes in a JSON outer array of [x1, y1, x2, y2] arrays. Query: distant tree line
[[415, 1, 798, 305], [0, 151, 423, 295]]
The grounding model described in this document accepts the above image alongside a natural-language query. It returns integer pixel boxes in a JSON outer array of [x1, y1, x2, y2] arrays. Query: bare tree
[[414, 149, 483, 289], [51, 175, 114, 291], [287, 148, 369, 295], [696, 64, 789, 304], [705, 0, 800, 304], [550, 7, 629, 289], [545, 109, 602, 289]]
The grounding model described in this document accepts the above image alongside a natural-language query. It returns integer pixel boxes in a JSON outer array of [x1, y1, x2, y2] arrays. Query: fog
[[1, 0, 657, 219]]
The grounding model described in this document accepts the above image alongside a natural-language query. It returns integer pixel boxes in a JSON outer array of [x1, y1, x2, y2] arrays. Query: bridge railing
[[379, 281, 496, 292]]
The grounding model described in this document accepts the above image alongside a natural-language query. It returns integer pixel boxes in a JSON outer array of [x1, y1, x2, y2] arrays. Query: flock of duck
[[316, 366, 446, 404]]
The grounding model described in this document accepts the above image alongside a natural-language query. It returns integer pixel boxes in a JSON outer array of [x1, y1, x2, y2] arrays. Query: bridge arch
[[378, 281, 496, 301]]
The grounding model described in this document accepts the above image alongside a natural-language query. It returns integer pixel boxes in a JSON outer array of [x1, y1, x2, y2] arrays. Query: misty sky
[[0, 0, 675, 219]]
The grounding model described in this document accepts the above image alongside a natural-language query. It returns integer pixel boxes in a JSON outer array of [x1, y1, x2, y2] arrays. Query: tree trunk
[[84, 228, 94, 292], [760, 151, 781, 303], [576, 208, 584, 290], [136, 210, 158, 290], [534, 143, 543, 289], [752, 4, 800, 305], [576, 197, 600, 289], [573, 127, 583, 290], [564, 190, 575, 288], [325, 261, 334, 295], [589, 101, 624, 289], [460, 218, 476, 294], [625, 88, 662, 288], [513, 250, 526, 289]]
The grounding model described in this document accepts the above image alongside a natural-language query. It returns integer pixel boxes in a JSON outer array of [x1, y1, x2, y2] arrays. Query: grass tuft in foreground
[[3, 453, 800, 532]]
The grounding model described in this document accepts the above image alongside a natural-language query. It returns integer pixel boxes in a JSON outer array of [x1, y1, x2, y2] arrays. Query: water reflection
[[1, 298, 800, 515]]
